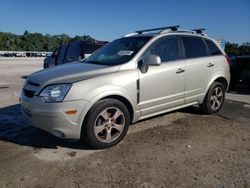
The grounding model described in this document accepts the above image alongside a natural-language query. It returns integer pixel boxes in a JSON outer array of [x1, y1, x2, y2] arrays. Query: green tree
[[0, 31, 96, 52], [225, 42, 250, 55]]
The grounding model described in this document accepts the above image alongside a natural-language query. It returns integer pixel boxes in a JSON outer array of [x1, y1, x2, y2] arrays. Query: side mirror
[[79, 54, 85, 61], [141, 54, 161, 73]]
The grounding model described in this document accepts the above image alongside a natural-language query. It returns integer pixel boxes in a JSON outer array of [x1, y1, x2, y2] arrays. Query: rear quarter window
[[181, 36, 208, 58], [204, 39, 223, 56]]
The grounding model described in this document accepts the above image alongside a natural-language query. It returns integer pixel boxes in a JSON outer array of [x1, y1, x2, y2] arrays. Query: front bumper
[[20, 91, 89, 139]]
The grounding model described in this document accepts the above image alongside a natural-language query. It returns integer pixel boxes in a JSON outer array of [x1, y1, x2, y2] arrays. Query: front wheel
[[200, 82, 225, 114], [82, 99, 130, 149]]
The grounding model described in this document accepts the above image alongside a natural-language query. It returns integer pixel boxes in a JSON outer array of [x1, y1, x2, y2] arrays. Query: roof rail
[[123, 32, 138, 37], [124, 26, 207, 37], [135, 25, 180, 34], [191, 28, 206, 34]]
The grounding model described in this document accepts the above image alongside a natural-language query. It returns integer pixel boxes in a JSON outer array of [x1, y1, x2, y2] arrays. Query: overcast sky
[[0, 0, 249, 43]]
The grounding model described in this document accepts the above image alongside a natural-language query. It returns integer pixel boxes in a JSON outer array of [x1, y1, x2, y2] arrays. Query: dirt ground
[[0, 58, 250, 188]]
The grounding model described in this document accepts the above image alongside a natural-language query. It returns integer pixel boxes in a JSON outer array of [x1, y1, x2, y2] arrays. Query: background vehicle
[[229, 55, 250, 89], [43, 40, 108, 69], [15, 52, 26, 57], [21, 26, 230, 149]]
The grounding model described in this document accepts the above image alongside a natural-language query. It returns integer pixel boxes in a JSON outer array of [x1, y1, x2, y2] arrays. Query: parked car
[[15, 52, 26, 57], [4, 52, 15, 57], [21, 26, 230, 149], [229, 55, 250, 88], [43, 40, 108, 69]]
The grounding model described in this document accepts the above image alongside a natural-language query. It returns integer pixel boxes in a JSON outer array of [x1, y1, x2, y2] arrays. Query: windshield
[[85, 36, 152, 65]]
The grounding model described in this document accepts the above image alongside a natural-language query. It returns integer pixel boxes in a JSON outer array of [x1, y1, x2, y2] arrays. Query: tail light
[[225, 55, 231, 65]]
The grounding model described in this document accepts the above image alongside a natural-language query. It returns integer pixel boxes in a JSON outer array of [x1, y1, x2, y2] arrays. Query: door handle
[[176, 68, 185, 74], [207, 63, 214, 67]]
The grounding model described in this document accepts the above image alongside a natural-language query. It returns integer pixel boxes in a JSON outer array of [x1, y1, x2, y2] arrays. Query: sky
[[0, 0, 249, 44]]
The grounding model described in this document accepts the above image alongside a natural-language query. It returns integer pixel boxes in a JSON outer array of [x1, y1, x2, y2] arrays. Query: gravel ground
[[0, 58, 249, 188], [0, 57, 44, 107]]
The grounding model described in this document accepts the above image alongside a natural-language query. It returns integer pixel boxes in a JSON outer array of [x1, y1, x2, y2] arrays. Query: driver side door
[[138, 36, 186, 117]]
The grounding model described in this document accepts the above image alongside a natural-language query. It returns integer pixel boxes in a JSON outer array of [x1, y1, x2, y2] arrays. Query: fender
[[77, 85, 140, 127]]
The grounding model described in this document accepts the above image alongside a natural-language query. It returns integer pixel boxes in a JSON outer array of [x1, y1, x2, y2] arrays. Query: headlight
[[39, 84, 71, 102]]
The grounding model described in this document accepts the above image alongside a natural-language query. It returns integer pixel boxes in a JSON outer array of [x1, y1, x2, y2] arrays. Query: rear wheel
[[200, 82, 225, 114], [83, 99, 130, 149]]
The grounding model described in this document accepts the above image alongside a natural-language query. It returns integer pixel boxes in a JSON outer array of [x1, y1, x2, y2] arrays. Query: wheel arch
[[80, 92, 137, 140], [101, 95, 134, 124], [205, 75, 229, 95], [214, 77, 228, 90], [200, 77, 227, 114]]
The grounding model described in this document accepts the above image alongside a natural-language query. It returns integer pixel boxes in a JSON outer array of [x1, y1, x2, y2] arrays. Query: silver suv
[[21, 26, 230, 148]]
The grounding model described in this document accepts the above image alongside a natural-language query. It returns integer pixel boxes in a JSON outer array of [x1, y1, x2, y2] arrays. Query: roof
[[124, 25, 208, 38]]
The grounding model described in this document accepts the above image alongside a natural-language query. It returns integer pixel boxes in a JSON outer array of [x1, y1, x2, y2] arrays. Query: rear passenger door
[[180, 36, 211, 103], [203, 38, 225, 84]]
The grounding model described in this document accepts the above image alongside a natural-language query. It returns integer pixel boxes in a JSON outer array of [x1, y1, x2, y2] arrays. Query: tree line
[[0, 31, 249, 55], [0, 31, 95, 52], [225, 42, 250, 56]]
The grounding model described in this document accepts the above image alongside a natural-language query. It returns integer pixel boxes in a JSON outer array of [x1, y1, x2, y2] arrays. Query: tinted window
[[56, 45, 67, 65], [83, 44, 103, 54], [59, 45, 67, 57], [142, 36, 182, 62], [65, 42, 82, 62], [50, 48, 58, 59], [181, 36, 207, 58], [67, 42, 82, 57], [204, 39, 222, 56]]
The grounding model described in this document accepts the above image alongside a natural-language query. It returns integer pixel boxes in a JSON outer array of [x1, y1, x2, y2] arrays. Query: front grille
[[23, 89, 35, 98]]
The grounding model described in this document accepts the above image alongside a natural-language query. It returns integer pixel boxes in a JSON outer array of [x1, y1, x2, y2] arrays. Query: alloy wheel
[[94, 107, 125, 143], [209, 87, 223, 111]]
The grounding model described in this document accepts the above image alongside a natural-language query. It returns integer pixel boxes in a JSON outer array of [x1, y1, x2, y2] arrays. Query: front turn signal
[[65, 110, 78, 115]]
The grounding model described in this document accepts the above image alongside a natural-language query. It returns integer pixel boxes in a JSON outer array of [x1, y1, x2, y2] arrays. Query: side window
[[142, 36, 182, 63], [65, 42, 81, 60], [56, 45, 68, 65], [204, 39, 223, 56], [51, 48, 58, 58], [181, 36, 207, 58], [83, 44, 102, 54], [79, 44, 101, 60]]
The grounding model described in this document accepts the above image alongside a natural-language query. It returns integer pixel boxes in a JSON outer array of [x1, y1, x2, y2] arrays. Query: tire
[[82, 99, 130, 149], [200, 82, 225, 114]]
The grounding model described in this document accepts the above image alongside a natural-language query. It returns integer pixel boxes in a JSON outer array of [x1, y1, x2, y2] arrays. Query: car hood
[[27, 62, 120, 90]]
